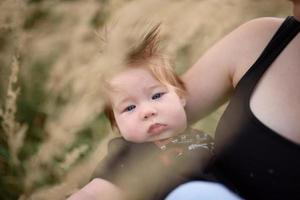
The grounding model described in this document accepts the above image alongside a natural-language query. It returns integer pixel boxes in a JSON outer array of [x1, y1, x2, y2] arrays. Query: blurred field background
[[0, 0, 291, 199]]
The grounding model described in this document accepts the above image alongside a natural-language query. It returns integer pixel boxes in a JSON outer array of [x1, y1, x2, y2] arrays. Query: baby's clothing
[[91, 128, 214, 200]]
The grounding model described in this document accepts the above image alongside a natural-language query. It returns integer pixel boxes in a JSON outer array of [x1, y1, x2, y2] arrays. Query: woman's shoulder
[[229, 17, 284, 42], [240, 17, 284, 34], [243, 17, 284, 26], [205, 17, 285, 66], [227, 17, 286, 86]]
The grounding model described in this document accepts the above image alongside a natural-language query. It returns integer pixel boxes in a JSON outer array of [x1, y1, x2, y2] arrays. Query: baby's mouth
[[148, 123, 167, 135]]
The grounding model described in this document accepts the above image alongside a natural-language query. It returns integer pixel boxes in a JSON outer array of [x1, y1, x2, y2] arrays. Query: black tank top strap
[[235, 16, 300, 98]]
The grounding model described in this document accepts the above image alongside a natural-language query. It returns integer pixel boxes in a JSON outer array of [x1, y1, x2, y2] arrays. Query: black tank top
[[213, 16, 300, 200]]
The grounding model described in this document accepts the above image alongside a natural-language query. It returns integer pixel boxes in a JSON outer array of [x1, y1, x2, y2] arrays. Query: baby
[[68, 24, 214, 200]]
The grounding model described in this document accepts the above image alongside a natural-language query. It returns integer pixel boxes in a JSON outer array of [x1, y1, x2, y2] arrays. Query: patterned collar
[[154, 127, 214, 153]]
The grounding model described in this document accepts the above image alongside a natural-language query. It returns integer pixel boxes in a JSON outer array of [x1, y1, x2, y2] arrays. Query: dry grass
[[0, 56, 28, 165]]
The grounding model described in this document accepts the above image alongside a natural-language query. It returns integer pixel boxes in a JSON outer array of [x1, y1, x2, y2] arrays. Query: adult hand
[[67, 178, 124, 200]]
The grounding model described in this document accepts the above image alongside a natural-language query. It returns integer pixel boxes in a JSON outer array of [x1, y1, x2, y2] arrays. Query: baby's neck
[[153, 127, 191, 148], [153, 138, 174, 148]]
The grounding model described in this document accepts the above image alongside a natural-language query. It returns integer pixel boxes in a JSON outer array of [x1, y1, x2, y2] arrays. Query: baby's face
[[108, 67, 187, 143]]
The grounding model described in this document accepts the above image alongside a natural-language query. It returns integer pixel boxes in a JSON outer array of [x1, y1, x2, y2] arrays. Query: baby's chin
[[126, 136, 153, 143], [148, 132, 177, 143], [126, 137, 163, 143], [125, 130, 178, 143]]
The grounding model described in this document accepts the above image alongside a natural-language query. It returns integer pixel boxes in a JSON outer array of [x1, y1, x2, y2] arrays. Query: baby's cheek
[[170, 109, 187, 129], [123, 133, 144, 143], [122, 124, 143, 142]]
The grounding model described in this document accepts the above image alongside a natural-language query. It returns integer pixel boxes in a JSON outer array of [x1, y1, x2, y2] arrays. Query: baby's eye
[[152, 92, 165, 100], [124, 105, 136, 112]]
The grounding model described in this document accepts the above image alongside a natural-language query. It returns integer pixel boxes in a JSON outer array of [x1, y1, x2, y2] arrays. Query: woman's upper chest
[[234, 32, 300, 144]]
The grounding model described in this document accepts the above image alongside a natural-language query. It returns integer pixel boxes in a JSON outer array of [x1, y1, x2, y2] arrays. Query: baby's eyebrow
[[147, 84, 166, 91], [113, 96, 131, 108]]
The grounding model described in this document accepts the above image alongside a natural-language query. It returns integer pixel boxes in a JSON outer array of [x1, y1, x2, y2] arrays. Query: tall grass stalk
[[0, 56, 27, 165]]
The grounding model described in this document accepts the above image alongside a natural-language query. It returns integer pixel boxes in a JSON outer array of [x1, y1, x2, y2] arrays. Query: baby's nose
[[141, 105, 157, 119], [143, 111, 156, 119]]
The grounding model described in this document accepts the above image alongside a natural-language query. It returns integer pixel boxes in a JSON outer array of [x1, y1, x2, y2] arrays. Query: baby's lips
[[148, 123, 167, 135]]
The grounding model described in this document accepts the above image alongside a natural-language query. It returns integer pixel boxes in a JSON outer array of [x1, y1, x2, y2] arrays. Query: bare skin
[[183, 1, 300, 144], [67, 179, 124, 200]]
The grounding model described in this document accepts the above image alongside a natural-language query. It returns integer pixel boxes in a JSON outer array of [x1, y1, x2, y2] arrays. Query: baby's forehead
[[103, 66, 175, 99], [108, 68, 161, 86], [109, 81, 167, 95], [107, 79, 168, 102]]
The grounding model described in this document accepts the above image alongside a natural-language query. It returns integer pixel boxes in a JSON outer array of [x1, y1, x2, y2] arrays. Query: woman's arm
[[183, 17, 283, 123], [67, 178, 124, 200]]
